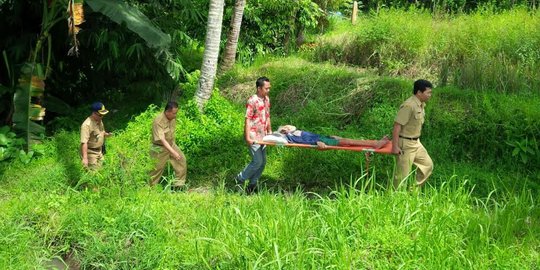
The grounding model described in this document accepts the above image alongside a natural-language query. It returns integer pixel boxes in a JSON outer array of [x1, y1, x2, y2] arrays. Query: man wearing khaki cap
[[149, 101, 187, 190], [80, 102, 111, 169], [392, 79, 434, 189]]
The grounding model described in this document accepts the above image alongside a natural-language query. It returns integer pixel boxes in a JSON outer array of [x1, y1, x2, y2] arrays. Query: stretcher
[[256, 140, 396, 176]]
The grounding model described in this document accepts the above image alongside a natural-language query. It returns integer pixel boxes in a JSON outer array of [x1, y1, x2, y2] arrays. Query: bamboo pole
[[352, 1, 358, 25]]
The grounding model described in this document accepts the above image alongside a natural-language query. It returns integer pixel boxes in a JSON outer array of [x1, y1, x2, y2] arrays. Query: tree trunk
[[196, 0, 225, 111], [220, 0, 246, 73]]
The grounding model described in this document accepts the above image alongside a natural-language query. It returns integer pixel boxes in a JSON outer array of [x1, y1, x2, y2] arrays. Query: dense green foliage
[[2, 1, 539, 127], [0, 0, 345, 141], [1, 1, 539, 268], [1, 57, 539, 268], [237, 0, 324, 63], [0, 126, 38, 163]]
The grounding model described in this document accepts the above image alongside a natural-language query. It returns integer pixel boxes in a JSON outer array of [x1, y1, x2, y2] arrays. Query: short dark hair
[[413, 79, 433, 94], [164, 101, 178, 112], [256, 76, 270, 89]]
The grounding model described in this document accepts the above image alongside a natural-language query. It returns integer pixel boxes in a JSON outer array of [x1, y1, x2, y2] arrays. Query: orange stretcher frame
[[256, 140, 396, 176]]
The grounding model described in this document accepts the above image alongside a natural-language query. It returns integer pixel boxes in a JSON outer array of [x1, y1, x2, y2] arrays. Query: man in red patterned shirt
[[236, 76, 272, 194]]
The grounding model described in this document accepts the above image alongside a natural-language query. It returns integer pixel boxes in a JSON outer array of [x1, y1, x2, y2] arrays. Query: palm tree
[[195, 0, 225, 111], [220, 0, 246, 73]]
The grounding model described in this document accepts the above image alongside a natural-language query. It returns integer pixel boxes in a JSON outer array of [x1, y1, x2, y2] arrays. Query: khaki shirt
[[152, 112, 176, 146], [395, 95, 425, 138], [80, 117, 105, 149]]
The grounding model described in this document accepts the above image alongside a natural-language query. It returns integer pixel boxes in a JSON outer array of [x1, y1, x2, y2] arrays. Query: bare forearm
[[160, 138, 177, 156], [81, 143, 88, 159], [244, 118, 252, 143], [81, 143, 89, 166], [266, 118, 272, 134], [391, 123, 401, 154], [392, 123, 401, 144]]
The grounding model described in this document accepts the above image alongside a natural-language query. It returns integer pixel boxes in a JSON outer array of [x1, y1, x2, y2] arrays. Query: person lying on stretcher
[[277, 125, 389, 149]]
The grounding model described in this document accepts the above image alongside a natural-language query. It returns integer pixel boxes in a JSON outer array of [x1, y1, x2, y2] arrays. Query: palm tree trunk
[[196, 0, 224, 111], [220, 0, 246, 73]]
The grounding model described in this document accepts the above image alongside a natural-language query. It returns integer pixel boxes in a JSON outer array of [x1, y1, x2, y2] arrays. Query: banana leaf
[[86, 0, 171, 50], [12, 62, 46, 151], [43, 94, 72, 114], [86, 0, 182, 80], [0, 84, 9, 96]]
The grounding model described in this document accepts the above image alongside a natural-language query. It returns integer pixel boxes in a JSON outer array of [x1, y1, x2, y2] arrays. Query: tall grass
[[313, 8, 540, 94], [1, 171, 538, 268]]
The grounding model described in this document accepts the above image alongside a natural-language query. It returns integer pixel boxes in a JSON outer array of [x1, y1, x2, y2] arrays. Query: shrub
[[0, 126, 42, 164]]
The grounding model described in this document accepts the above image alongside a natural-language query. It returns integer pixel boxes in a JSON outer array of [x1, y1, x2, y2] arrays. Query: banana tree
[[10, 0, 173, 151], [10, 0, 63, 151], [12, 63, 46, 149]]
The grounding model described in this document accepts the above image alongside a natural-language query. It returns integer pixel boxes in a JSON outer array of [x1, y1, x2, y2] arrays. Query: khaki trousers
[[149, 144, 187, 187], [394, 138, 433, 189], [86, 148, 103, 170]]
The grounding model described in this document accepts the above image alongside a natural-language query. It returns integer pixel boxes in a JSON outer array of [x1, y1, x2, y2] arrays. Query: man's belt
[[399, 135, 419, 141], [88, 146, 102, 151]]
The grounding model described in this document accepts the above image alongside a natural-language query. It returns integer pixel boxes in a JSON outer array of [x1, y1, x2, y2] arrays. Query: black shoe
[[234, 175, 243, 185], [234, 175, 245, 193], [234, 184, 245, 194], [171, 185, 186, 192], [246, 184, 258, 195]]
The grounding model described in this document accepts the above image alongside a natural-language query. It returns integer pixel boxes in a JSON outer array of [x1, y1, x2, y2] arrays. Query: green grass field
[[1, 8, 540, 269]]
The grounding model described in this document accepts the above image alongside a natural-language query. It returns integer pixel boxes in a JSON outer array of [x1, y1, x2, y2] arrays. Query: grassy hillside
[[1, 57, 538, 268], [2, 11, 540, 268], [220, 57, 540, 190], [314, 8, 540, 94]]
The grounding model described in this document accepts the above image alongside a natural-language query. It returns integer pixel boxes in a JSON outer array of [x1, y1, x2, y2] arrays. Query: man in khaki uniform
[[392, 79, 434, 189], [149, 101, 187, 189], [81, 102, 111, 169]]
